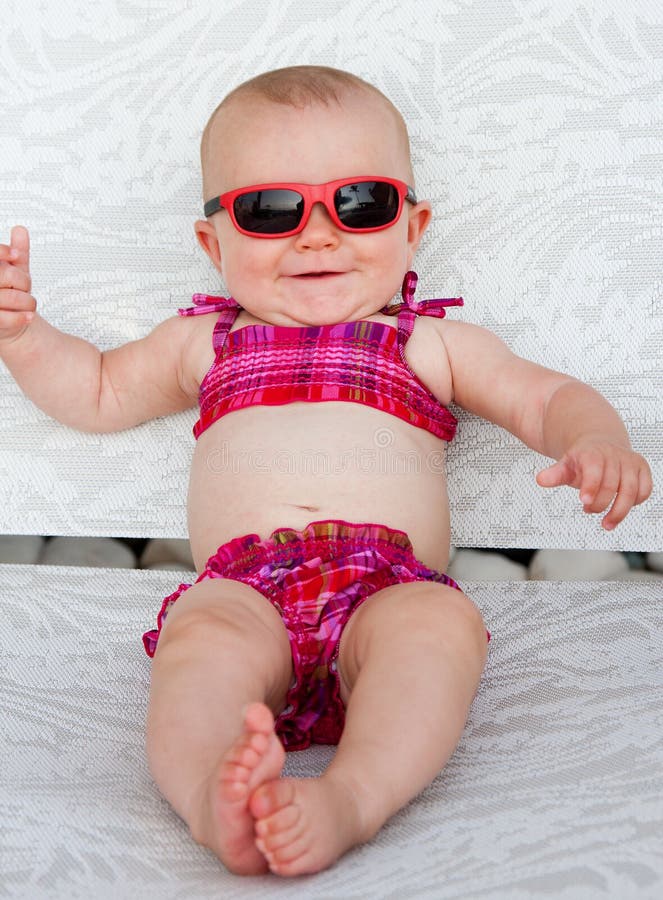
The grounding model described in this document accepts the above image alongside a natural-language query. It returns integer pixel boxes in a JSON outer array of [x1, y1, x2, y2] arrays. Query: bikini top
[[179, 271, 463, 442]]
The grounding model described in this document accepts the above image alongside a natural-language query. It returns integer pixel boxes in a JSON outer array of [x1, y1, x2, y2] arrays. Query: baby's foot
[[196, 702, 285, 875], [249, 772, 369, 876]]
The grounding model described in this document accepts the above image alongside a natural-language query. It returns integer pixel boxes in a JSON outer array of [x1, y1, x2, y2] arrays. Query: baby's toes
[[249, 776, 296, 820], [257, 819, 305, 858], [221, 746, 257, 783], [262, 834, 312, 874], [218, 761, 252, 803], [218, 739, 264, 798], [232, 741, 263, 770], [255, 799, 301, 839], [244, 700, 276, 734]]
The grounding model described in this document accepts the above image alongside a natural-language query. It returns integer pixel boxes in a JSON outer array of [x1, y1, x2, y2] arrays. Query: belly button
[[293, 504, 319, 513]]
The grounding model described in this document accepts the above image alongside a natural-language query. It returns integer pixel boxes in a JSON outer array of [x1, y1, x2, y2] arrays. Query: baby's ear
[[194, 219, 223, 272], [406, 201, 432, 263]]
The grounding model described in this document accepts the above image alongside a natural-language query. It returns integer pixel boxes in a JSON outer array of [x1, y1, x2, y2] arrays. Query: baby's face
[[196, 92, 431, 326]]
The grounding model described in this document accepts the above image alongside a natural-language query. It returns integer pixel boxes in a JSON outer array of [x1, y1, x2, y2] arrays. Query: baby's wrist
[[566, 431, 632, 454]]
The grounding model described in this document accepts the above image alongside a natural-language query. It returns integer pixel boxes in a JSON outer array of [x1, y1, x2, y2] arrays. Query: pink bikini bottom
[[143, 519, 462, 751]]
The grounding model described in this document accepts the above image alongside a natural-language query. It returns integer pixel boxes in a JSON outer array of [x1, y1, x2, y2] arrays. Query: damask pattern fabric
[[1, 2, 662, 897], [2, 568, 661, 898], [0, 0, 660, 550]]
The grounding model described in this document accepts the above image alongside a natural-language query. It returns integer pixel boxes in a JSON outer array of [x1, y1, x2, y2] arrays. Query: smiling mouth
[[293, 271, 343, 278]]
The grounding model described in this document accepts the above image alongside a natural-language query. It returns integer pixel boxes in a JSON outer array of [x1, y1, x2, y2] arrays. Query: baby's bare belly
[[187, 403, 452, 573]]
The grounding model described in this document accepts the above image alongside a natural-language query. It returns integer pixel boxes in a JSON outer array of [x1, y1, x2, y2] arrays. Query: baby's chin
[[241, 280, 389, 327]]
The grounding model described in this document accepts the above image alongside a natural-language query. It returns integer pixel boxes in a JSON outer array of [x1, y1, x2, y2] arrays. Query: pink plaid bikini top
[[179, 271, 463, 442]]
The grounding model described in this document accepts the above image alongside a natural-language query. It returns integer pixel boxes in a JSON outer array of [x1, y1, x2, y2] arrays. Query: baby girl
[[0, 65, 651, 877]]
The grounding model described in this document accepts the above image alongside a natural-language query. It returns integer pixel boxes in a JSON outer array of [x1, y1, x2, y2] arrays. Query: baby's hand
[[0, 226, 35, 343], [536, 439, 653, 530]]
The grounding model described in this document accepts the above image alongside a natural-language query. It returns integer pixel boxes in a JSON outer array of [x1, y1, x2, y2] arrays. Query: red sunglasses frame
[[203, 176, 417, 237]]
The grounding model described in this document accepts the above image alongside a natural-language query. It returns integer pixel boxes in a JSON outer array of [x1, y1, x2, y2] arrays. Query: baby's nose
[[295, 202, 340, 250]]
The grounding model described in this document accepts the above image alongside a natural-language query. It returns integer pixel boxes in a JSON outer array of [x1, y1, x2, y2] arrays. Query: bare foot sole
[[249, 773, 369, 876], [196, 702, 285, 875]]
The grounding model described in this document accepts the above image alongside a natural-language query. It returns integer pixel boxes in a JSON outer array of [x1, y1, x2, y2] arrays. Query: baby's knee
[[155, 588, 290, 685], [391, 584, 488, 658], [149, 588, 293, 718], [158, 579, 282, 647], [439, 586, 487, 640], [159, 601, 247, 647]]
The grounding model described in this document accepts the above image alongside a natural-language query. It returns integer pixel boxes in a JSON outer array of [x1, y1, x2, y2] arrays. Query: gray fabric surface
[[2, 567, 662, 899], [1, 405, 660, 551], [1, 4, 662, 898], [1, 0, 661, 550]]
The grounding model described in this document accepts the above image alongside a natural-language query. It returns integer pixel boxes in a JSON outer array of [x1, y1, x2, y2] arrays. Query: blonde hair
[[200, 65, 412, 196]]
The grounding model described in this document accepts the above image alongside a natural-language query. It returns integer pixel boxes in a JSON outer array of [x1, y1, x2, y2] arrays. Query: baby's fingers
[[539, 445, 652, 530], [600, 469, 640, 530], [0, 228, 30, 270], [600, 456, 652, 530], [0, 260, 32, 294], [579, 457, 623, 514], [0, 306, 35, 330], [10, 226, 30, 273], [576, 453, 609, 510], [637, 462, 654, 507], [0, 244, 19, 262], [0, 282, 37, 340], [536, 457, 577, 490]]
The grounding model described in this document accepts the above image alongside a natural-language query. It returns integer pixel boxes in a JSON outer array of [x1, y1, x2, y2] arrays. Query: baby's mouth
[[294, 271, 343, 278]]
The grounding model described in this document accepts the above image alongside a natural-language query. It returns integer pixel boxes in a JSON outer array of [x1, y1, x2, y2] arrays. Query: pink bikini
[[182, 271, 461, 441], [143, 273, 477, 751]]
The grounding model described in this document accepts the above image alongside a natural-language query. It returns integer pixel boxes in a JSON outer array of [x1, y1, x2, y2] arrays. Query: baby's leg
[[250, 582, 488, 876], [146, 577, 293, 874]]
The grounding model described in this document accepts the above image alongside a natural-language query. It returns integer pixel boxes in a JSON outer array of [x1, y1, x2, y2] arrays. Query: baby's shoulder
[[163, 310, 218, 388], [150, 308, 218, 352], [409, 312, 480, 358], [426, 316, 512, 359], [406, 316, 508, 403], [403, 315, 455, 403]]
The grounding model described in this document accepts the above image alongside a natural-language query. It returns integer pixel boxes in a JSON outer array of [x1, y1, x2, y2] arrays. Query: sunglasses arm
[[203, 197, 223, 218]]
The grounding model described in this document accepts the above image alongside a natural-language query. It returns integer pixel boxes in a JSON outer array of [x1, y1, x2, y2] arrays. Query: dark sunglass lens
[[335, 181, 399, 229], [233, 189, 304, 234]]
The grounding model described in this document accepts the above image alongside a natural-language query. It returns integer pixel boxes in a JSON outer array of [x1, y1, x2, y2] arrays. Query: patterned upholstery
[[1, 2, 661, 896]]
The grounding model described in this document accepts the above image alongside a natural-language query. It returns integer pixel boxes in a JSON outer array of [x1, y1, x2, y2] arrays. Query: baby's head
[[195, 66, 431, 326]]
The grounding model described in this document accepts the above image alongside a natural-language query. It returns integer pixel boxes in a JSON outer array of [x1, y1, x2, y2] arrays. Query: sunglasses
[[203, 176, 417, 237]]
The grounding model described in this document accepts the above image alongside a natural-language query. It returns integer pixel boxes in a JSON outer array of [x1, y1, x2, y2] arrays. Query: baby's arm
[[440, 319, 653, 530], [0, 226, 197, 432]]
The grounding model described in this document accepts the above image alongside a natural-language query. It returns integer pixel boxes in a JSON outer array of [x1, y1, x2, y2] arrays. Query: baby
[[0, 66, 652, 878]]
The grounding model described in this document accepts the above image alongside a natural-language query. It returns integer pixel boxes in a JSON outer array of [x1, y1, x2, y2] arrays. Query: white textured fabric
[[0, 0, 661, 549], [2, 567, 662, 899], [1, 4, 662, 898]]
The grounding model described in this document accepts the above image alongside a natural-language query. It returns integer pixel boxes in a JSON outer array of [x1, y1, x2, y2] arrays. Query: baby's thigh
[[337, 581, 488, 699], [157, 577, 293, 707]]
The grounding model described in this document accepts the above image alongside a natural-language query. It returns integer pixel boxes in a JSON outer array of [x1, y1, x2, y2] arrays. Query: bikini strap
[[383, 271, 464, 352], [178, 293, 242, 353]]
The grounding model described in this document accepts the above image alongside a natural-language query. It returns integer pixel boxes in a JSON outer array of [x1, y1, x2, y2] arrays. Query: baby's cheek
[[220, 249, 259, 295]]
